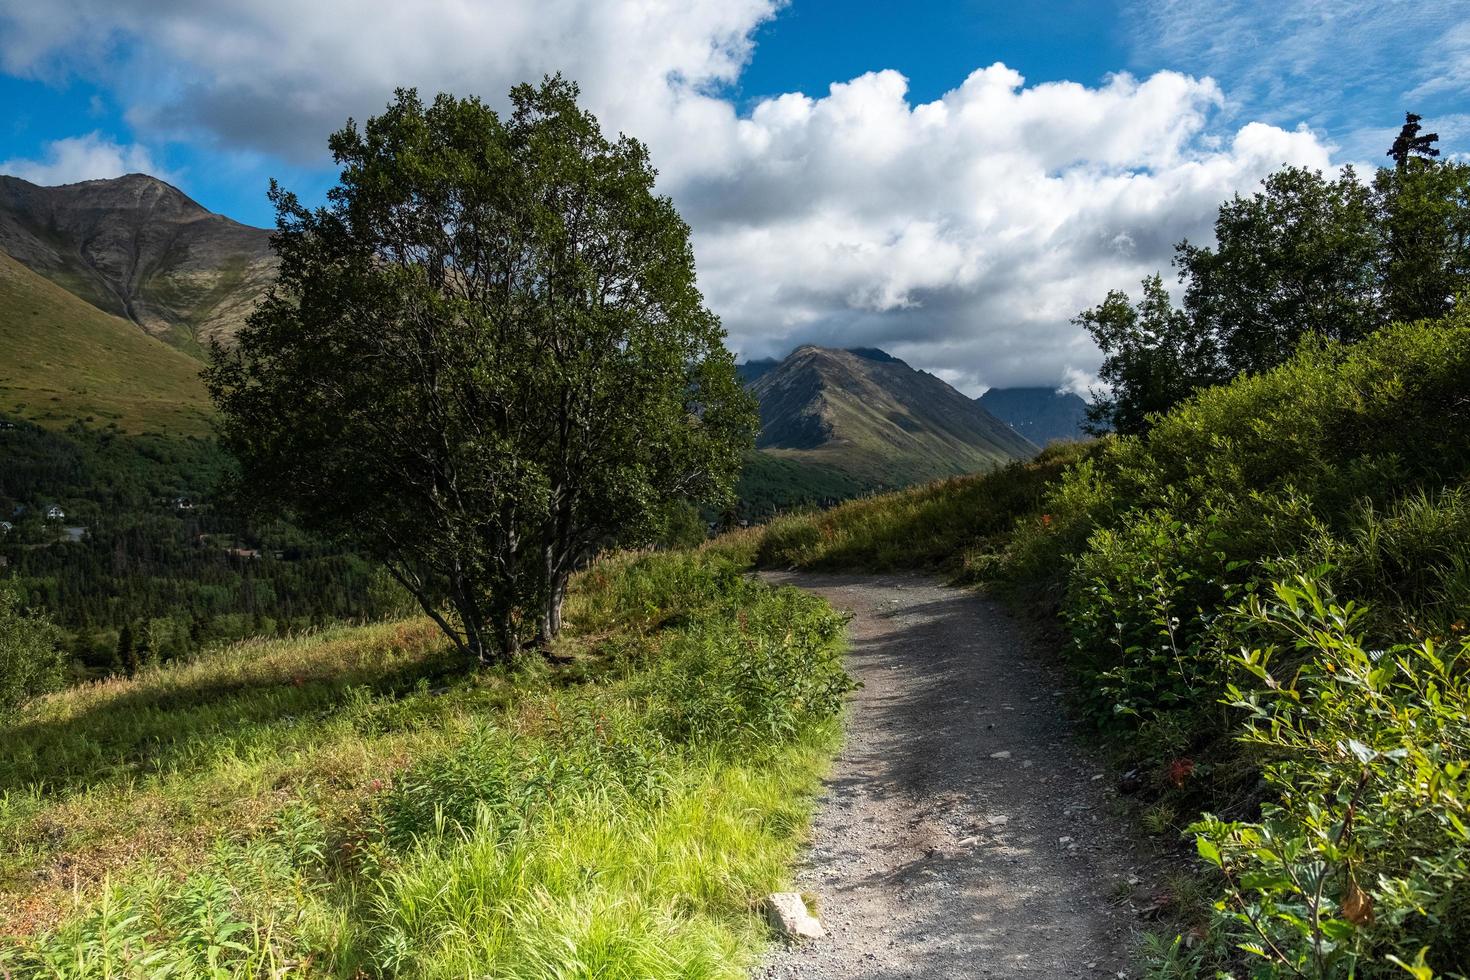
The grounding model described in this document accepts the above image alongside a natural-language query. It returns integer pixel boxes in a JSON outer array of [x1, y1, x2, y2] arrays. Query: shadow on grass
[[0, 638, 469, 797]]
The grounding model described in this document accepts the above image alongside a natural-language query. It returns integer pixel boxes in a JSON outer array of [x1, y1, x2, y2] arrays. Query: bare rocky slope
[[750, 347, 1038, 486], [0, 173, 274, 356]]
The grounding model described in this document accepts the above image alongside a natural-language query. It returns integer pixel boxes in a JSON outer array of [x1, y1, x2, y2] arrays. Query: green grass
[[0, 253, 213, 435], [0, 548, 849, 977], [756, 440, 1090, 576]]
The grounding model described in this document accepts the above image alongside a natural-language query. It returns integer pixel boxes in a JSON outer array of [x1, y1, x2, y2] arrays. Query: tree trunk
[[538, 567, 570, 648]]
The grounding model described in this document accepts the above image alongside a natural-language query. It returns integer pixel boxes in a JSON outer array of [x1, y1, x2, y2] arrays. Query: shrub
[[1193, 576, 1470, 978], [0, 585, 65, 721], [1015, 318, 1470, 752]]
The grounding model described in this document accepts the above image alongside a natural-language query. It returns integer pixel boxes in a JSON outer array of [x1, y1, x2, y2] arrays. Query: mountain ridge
[[749, 345, 1037, 485], [0, 172, 274, 356], [977, 386, 1091, 445]]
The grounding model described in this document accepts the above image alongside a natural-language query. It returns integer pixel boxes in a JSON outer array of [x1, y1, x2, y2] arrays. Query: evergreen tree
[[1388, 112, 1441, 170], [115, 621, 136, 677]]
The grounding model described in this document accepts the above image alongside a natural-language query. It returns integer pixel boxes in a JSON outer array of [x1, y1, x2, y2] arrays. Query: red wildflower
[[1167, 757, 1195, 787]]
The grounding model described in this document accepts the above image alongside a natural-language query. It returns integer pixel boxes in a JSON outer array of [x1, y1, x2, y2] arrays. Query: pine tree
[[1388, 112, 1441, 170], [116, 621, 137, 677]]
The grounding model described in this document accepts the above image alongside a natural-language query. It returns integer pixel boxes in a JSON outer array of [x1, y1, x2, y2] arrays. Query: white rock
[[989, 751, 1012, 759], [765, 892, 824, 941]]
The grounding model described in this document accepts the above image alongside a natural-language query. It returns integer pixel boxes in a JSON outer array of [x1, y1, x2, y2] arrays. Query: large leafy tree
[[1177, 166, 1382, 375], [1082, 114, 1470, 434], [1376, 118, 1470, 323], [207, 79, 756, 664], [1077, 275, 1221, 436]]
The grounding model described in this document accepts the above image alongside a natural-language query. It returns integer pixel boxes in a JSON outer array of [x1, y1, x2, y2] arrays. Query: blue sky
[[1, 0, 1466, 389]]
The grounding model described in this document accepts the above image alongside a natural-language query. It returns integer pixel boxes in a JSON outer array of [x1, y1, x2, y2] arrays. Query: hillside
[[0, 252, 212, 434], [0, 173, 274, 356], [977, 386, 1091, 444], [749, 346, 1037, 485]]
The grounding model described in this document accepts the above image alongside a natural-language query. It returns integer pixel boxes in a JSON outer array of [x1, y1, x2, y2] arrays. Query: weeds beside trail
[[0, 549, 850, 977]]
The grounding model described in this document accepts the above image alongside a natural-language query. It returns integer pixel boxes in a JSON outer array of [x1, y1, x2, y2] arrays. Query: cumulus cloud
[[0, 0, 1342, 389], [688, 71, 1333, 390], [0, 131, 166, 185]]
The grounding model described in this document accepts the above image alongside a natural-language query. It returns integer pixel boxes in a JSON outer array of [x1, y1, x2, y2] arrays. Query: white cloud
[[0, 0, 1343, 389], [686, 71, 1333, 391], [0, 131, 165, 185]]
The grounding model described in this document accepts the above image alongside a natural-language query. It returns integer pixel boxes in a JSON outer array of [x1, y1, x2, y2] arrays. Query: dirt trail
[[758, 572, 1165, 979]]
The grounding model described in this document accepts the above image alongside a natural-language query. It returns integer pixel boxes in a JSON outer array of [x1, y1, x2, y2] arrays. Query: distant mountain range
[[0, 173, 274, 357], [0, 172, 1069, 498], [976, 386, 1091, 444], [746, 346, 1037, 486]]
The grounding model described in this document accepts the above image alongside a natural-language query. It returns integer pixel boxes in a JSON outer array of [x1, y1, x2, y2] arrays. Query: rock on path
[[757, 573, 1164, 979]]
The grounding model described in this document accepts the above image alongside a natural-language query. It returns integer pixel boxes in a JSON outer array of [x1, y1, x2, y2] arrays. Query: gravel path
[[757, 572, 1165, 979]]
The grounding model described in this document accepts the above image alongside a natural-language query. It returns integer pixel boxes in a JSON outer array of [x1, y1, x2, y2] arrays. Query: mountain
[[0, 251, 212, 434], [749, 346, 1037, 485], [736, 357, 781, 385], [977, 386, 1091, 445], [0, 173, 274, 357]]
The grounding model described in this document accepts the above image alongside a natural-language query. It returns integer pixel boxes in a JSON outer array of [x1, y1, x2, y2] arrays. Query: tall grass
[[0, 549, 850, 977]]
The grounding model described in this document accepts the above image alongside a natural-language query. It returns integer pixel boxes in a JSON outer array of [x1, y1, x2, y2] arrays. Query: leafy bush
[[1014, 318, 1470, 750], [0, 585, 65, 720], [1193, 577, 1470, 978]]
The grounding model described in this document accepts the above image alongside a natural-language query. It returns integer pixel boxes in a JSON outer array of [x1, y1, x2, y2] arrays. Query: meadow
[[1, 546, 849, 977]]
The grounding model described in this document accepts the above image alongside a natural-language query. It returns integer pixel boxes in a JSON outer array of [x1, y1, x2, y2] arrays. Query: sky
[[1, 0, 1467, 394]]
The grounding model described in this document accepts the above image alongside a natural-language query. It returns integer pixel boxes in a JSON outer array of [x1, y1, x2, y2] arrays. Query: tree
[[1078, 275, 1221, 436], [1376, 120, 1470, 322], [0, 586, 65, 720], [206, 79, 756, 665], [1388, 112, 1440, 170], [1178, 166, 1382, 375], [115, 620, 135, 676]]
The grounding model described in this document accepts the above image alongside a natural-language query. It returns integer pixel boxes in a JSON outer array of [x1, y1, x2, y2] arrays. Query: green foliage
[[756, 441, 1090, 575], [208, 79, 755, 663], [0, 586, 64, 720], [733, 451, 870, 521], [1180, 166, 1382, 375], [1193, 576, 1470, 978], [1079, 273, 1223, 436], [1017, 318, 1470, 747], [1081, 119, 1470, 433], [0, 548, 848, 977], [0, 418, 412, 675]]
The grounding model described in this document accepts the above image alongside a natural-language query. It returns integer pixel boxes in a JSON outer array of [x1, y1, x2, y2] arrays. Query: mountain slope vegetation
[[0, 173, 274, 356], [0, 252, 212, 435], [749, 346, 1036, 485]]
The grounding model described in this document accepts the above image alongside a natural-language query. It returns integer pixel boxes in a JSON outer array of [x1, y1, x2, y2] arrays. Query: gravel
[[756, 572, 1165, 979]]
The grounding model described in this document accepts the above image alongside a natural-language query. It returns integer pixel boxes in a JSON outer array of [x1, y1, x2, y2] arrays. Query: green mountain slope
[[0, 173, 274, 357], [0, 251, 212, 434], [977, 386, 1091, 444], [749, 346, 1037, 485]]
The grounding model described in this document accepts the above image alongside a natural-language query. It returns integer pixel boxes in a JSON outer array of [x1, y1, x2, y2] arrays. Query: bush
[[1193, 576, 1470, 978], [1014, 318, 1470, 752], [0, 585, 65, 720]]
